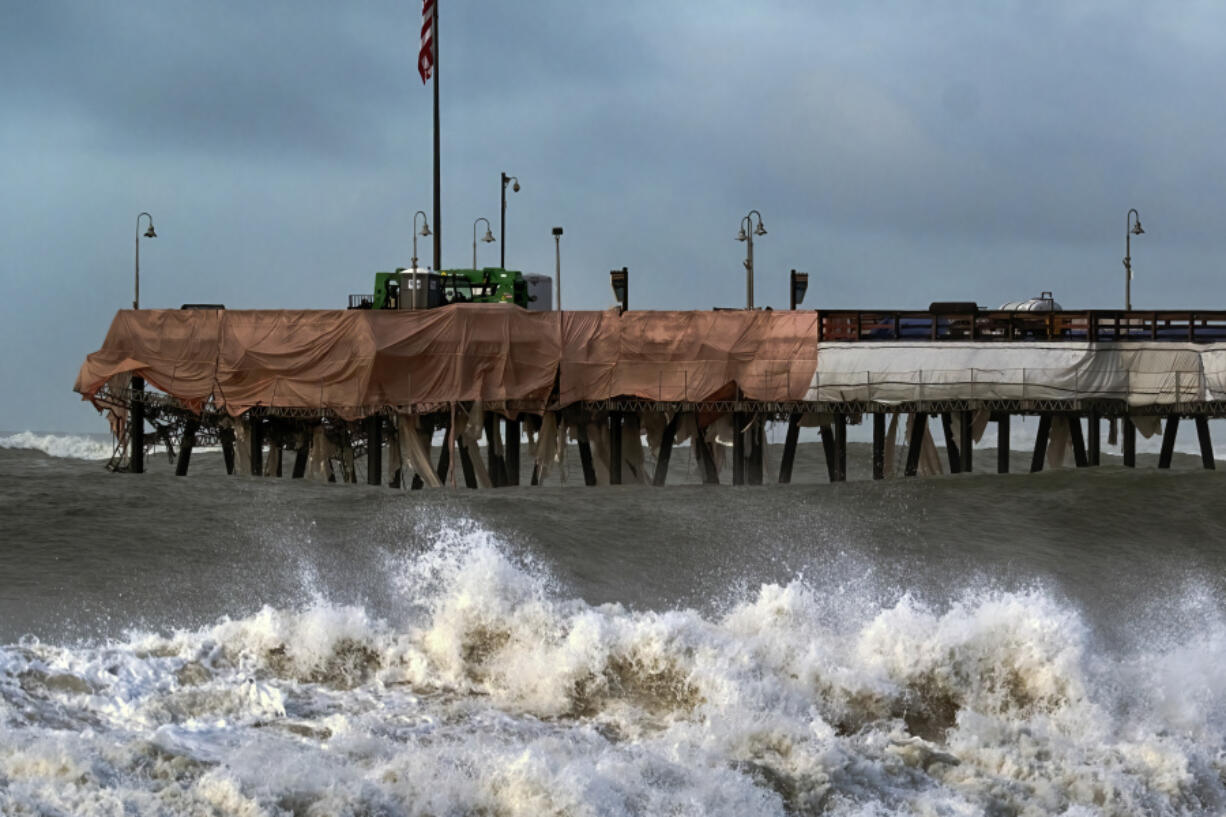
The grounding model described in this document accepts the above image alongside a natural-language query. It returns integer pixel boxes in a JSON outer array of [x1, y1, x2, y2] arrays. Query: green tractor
[[438, 268, 530, 307]]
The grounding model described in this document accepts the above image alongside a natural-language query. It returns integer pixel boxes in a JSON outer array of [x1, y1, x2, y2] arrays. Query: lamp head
[[143, 224, 157, 239], [482, 228, 495, 243], [512, 180, 520, 193], [552, 226, 563, 237], [420, 222, 432, 237], [1131, 219, 1144, 236], [754, 221, 767, 236], [736, 227, 747, 242]]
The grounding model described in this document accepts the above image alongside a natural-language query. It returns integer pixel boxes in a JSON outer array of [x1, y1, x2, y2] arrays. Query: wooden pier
[[75, 307, 1226, 486]]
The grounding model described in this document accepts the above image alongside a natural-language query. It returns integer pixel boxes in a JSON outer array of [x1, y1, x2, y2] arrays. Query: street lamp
[[552, 227, 563, 310], [1123, 208, 1144, 311], [500, 172, 520, 269], [411, 210, 431, 272], [789, 269, 808, 310], [134, 212, 156, 309], [473, 217, 495, 270], [736, 210, 767, 309]]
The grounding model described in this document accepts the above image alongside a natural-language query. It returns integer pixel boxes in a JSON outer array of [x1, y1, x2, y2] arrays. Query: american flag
[[419, 0, 435, 84]]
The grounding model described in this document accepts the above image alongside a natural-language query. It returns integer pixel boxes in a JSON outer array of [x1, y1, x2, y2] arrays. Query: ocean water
[[3, 429, 1226, 815]]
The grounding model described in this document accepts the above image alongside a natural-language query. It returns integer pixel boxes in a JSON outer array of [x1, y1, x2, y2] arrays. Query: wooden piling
[[577, 417, 598, 486], [1123, 417, 1137, 468], [366, 416, 382, 485], [1158, 415, 1179, 469], [997, 413, 1010, 474], [1087, 409, 1100, 466], [435, 419, 452, 484], [693, 420, 720, 484], [457, 443, 478, 488], [833, 414, 847, 482], [609, 411, 623, 485], [941, 412, 961, 474], [1030, 413, 1051, 473], [250, 416, 264, 476], [484, 413, 508, 487], [820, 425, 838, 481], [506, 416, 520, 486], [653, 413, 679, 487], [220, 427, 236, 475], [292, 439, 309, 479], [732, 412, 745, 486], [872, 412, 885, 480], [130, 376, 145, 474], [904, 413, 928, 477], [1195, 416, 1216, 470], [175, 415, 199, 476], [1068, 413, 1088, 467], [747, 416, 764, 485], [779, 413, 801, 484], [959, 411, 973, 473]]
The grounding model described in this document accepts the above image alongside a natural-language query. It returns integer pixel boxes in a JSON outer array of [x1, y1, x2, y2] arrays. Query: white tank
[[524, 274, 553, 312], [999, 291, 1062, 311]]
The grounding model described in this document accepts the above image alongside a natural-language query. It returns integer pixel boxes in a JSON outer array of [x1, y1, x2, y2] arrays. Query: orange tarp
[[75, 307, 818, 416]]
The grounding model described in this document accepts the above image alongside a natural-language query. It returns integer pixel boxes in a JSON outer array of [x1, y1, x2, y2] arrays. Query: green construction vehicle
[[349, 267, 539, 310], [439, 268, 530, 308]]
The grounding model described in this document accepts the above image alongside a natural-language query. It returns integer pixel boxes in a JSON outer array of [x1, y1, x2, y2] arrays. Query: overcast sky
[[4, 1, 1226, 432]]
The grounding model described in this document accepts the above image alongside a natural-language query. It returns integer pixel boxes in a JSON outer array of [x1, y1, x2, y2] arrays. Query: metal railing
[[816, 310, 1226, 343]]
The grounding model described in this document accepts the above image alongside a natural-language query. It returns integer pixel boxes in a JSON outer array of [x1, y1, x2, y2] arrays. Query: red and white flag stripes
[[419, 0, 436, 83]]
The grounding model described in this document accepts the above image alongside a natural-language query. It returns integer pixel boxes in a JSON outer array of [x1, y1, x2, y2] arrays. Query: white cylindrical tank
[[999, 291, 1062, 311], [524, 274, 553, 312]]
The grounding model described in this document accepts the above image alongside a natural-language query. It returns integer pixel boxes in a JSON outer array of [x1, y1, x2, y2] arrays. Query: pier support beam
[[820, 424, 838, 481], [997, 413, 1010, 474], [1196, 416, 1216, 470], [609, 411, 623, 485], [292, 437, 309, 479], [175, 416, 199, 476], [959, 411, 973, 473], [130, 376, 145, 474], [1030, 413, 1051, 473], [732, 412, 745, 486], [435, 419, 452, 484], [833, 414, 847, 482], [220, 427, 236, 475], [941, 412, 961, 474], [1088, 409, 1101, 466], [1158, 415, 1180, 469], [250, 416, 264, 477], [506, 416, 520, 486], [747, 416, 764, 486], [366, 416, 382, 486], [577, 419, 598, 487], [904, 413, 928, 477], [872, 413, 886, 480], [779, 413, 801, 484], [1068, 414, 1088, 468], [653, 413, 679, 487], [694, 418, 720, 485], [1123, 417, 1137, 468]]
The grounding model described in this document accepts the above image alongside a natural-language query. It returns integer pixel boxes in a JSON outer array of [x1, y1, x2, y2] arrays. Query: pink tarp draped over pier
[[74, 307, 819, 416]]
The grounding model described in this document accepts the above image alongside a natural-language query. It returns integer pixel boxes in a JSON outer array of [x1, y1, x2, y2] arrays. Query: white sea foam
[[0, 430, 115, 460], [2, 521, 1225, 815]]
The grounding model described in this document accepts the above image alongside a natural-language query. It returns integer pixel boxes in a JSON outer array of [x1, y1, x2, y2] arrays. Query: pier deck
[[74, 306, 1226, 484]]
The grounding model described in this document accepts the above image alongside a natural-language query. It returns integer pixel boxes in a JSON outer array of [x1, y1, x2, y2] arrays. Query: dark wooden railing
[[816, 310, 1226, 343]]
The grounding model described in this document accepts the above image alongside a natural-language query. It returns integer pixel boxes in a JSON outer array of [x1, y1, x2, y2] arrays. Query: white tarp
[[807, 342, 1226, 407]]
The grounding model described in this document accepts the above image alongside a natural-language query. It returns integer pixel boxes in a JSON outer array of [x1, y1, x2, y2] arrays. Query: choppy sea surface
[[3, 427, 1226, 816]]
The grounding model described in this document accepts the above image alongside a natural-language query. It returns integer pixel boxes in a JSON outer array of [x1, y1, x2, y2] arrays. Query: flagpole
[[431, 0, 441, 273]]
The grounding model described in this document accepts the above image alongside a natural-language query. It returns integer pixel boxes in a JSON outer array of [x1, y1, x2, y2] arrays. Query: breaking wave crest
[[3, 521, 1225, 816], [0, 431, 115, 460]]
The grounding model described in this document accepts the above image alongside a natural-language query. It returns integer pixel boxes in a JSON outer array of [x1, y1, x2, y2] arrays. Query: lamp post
[[736, 210, 767, 309], [1123, 208, 1144, 311], [411, 210, 431, 271], [552, 227, 563, 310], [134, 212, 156, 309], [501, 173, 519, 269], [472, 217, 495, 270]]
